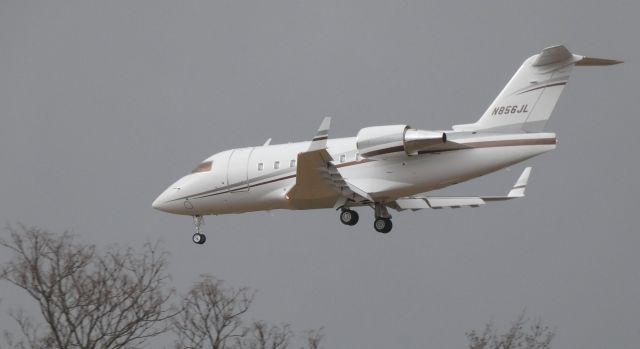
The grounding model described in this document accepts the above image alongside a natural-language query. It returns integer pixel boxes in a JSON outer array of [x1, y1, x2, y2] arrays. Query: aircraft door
[[227, 147, 254, 192]]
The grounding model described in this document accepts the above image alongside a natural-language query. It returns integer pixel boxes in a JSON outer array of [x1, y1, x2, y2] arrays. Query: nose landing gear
[[192, 215, 206, 245]]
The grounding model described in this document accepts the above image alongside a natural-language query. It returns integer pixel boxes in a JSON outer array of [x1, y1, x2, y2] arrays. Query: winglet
[[508, 167, 532, 198], [308, 117, 331, 151]]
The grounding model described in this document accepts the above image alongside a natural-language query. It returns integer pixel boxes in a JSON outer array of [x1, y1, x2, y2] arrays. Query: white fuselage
[[151, 45, 620, 242], [152, 131, 556, 216]]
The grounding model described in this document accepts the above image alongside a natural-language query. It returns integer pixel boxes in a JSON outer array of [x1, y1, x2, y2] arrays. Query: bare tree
[[0, 225, 175, 349], [466, 311, 555, 349], [172, 276, 324, 349], [237, 321, 292, 349], [172, 275, 254, 349], [3, 309, 46, 349], [302, 328, 324, 349]]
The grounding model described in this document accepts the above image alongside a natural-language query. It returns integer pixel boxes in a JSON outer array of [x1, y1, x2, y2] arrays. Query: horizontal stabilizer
[[576, 57, 624, 66]]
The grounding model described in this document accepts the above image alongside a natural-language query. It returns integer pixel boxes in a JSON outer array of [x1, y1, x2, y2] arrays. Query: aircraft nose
[[152, 177, 196, 215], [152, 185, 184, 213], [151, 196, 162, 210], [151, 192, 170, 212]]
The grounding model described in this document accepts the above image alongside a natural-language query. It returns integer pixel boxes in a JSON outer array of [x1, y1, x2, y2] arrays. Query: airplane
[[152, 45, 621, 244]]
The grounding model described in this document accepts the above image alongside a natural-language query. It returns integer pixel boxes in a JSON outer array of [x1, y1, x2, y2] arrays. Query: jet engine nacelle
[[356, 125, 447, 159]]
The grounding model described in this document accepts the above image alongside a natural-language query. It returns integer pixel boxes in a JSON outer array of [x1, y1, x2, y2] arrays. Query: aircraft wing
[[393, 167, 532, 210], [286, 117, 371, 209]]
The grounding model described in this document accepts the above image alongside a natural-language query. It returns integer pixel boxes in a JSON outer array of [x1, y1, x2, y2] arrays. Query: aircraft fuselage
[[152, 131, 556, 215]]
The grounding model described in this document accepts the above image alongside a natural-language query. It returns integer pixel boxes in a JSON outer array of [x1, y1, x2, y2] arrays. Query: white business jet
[[152, 45, 621, 244]]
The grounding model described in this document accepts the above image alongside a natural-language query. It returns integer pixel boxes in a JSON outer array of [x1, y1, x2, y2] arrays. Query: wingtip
[[319, 116, 332, 130], [308, 116, 332, 151], [519, 167, 532, 184], [508, 167, 532, 198]]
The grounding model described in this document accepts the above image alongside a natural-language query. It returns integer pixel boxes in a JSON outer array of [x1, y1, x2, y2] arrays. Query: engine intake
[[356, 125, 446, 158]]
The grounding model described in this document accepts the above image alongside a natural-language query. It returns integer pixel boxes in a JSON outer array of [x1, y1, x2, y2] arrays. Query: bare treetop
[[172, 275, 255, 349], [0, 225, 176, 349], [466, 311, 555, 349], [0, 225, 325, 349]]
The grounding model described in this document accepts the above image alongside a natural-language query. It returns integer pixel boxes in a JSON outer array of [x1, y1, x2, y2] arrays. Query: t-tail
[[453, 45, 622, 133]]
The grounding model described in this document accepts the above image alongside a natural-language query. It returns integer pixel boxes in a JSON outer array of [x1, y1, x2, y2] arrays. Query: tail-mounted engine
[[356, 125, 447, 159]]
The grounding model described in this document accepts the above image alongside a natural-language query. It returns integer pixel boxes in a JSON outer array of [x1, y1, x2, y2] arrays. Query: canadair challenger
[[152, 45, 621, 244]]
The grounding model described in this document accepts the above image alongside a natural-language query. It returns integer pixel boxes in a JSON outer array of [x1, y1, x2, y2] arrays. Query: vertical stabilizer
[[453, 45, 622, 133]]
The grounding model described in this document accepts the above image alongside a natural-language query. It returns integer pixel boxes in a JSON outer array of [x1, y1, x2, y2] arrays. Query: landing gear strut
[[192, 215, 206, 245], [373, 203, 393, 234], [339, 209, 359, 226]]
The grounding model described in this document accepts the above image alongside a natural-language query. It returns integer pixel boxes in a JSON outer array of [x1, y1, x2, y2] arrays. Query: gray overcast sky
[[1, 0, 638, 348]]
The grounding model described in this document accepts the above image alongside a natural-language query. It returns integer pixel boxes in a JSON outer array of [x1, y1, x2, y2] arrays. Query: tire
[[340, 210, 359, 226], [192, 233, 206, 244], [374, 218, 392, 234]]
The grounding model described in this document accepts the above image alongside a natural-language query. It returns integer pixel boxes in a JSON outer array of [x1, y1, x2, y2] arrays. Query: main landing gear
[[337, 203, 393, 234], [373, 203, 392, 234], [192, 215, 206, 245], [373, 217, 393, 234], [339, 209, 359, 226]]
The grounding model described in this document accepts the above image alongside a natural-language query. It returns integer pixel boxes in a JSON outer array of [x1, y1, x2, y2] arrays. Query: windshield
[[191, 161, 212, 173]]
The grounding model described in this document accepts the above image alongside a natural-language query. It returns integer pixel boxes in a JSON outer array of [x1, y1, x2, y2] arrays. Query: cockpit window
[[192, 161, 212, 173]]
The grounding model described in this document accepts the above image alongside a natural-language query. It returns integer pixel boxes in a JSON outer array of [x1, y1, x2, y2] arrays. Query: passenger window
[[258, 162, 264, 171], [340, 154, 346, 163], [274, 161, 280, 170], [192, 161, 213, 173], [290, 159, 296, 168]]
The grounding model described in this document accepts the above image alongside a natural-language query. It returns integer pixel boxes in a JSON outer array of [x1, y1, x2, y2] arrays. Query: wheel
[[374, 218, 392, 233], [373, 218, 392, 234], [192, 233, 206, 244], [339, 209, 359, 226]]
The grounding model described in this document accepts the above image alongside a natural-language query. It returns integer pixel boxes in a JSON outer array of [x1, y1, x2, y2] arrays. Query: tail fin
[[453, 45, 622, 133]]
